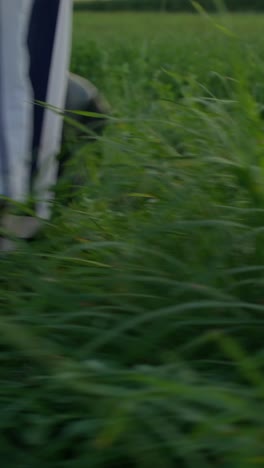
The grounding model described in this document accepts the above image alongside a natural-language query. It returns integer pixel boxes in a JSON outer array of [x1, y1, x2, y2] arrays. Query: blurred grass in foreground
[[1, 12, 264, 467]]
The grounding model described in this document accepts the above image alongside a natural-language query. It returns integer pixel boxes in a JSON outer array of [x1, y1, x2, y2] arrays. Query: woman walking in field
[[0, 0, 73, 248]]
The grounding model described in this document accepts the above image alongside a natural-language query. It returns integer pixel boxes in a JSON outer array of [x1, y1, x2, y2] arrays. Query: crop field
[[1, 12, 264, 467]]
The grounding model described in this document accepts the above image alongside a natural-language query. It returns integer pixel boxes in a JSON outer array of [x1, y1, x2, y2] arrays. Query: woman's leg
[[0, 0, 33, 203], [0, 0, 72, 249], [27, 0, 73, 219]]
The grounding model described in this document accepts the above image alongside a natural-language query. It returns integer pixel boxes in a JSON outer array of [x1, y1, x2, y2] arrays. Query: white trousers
[[0, 0, 72, 219]]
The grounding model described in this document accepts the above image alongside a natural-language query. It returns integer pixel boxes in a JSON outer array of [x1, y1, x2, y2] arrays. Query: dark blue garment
[[27, 0, 61, 183]]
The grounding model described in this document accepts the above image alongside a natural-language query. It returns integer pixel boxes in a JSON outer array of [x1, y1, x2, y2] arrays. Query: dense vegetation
[[1, 11, 264, 467], [74, 0, 264, 12]]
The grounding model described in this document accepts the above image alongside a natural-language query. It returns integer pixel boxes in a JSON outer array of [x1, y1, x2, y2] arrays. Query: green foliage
[[1, 11, 264, 467], [74, 0, 264, 12]]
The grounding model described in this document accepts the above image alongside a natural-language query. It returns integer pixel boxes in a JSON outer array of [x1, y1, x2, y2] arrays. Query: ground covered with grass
[[1, 12, 264, 467]]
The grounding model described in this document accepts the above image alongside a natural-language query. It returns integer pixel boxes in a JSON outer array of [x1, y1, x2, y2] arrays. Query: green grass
[[1, 12, 264, 467]]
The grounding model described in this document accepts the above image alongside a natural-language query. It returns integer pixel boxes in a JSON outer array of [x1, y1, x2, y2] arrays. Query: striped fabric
[[0, 0, 33, 202], [0, 0, 72, 219]]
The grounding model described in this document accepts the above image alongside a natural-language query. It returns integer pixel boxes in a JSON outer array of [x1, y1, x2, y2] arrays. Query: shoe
[[0, 214, 42, 251]]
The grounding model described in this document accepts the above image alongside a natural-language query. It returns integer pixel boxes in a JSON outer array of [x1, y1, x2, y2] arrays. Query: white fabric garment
[[0, 0, 34, 202], [0, 0, 72, 219]]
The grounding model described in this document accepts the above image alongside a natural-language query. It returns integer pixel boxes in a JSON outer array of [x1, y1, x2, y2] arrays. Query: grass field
[[1, 12, 264, 467]]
